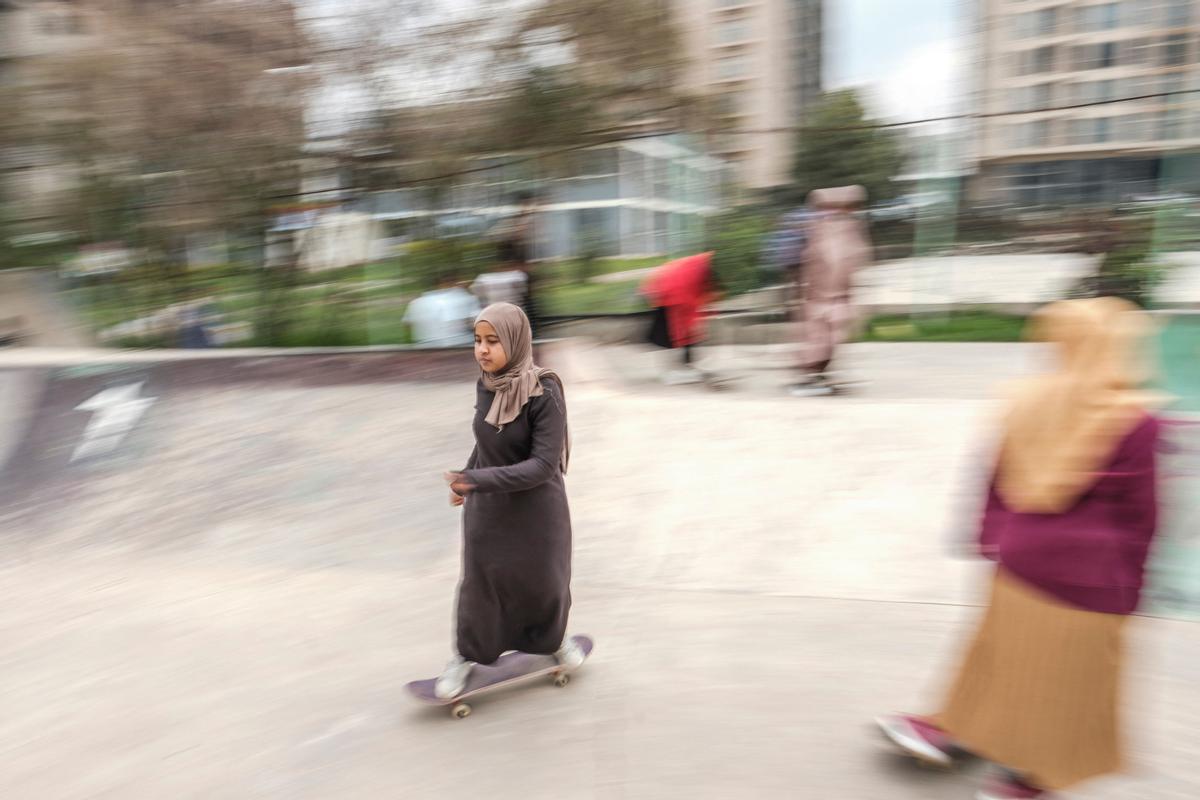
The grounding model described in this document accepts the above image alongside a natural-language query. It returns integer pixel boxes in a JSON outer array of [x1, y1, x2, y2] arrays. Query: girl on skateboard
[[876, 298, 1163, 799], [435, 302, 582, 699]]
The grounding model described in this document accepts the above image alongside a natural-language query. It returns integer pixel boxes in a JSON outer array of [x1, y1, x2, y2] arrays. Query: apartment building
[[976, 0, 1200, 205], [674, 0, 822, 190]]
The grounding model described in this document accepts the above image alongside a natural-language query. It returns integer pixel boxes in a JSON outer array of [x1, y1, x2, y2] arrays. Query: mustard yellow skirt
[[936, 568, 1128, 791]]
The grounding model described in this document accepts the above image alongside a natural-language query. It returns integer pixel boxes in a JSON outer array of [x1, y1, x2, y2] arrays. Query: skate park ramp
[[0, 348, 484, 570], [3, 344, 1199, 800]]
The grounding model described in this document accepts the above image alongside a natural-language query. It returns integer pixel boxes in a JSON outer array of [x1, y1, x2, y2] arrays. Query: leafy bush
[[402, 238, 497, 291], [1076, 218, 1166, 307], [704, 210, 770, 296]]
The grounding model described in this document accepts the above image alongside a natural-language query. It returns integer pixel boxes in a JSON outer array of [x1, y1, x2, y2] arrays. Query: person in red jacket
[[641, 252, 721, 385], [876, 297, 1164, 800]]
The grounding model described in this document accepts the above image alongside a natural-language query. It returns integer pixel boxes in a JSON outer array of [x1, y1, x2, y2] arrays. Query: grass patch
[[541, 256, 663, 284], [861, 311, 1027, 343], [540, 280, 646, 316]]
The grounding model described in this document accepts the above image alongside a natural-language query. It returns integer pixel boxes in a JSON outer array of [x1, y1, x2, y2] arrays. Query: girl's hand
[[444, 471, 476, 497], [449, 488, 465, 507]]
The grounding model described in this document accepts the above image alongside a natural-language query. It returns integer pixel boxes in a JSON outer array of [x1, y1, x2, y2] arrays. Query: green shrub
[[402, 238, 497, 291], [704, 211, 770, 296]]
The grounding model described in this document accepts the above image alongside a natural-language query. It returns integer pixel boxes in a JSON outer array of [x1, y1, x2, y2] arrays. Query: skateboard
[[788, 378, 867, 397], [405, 635, 594, 719], [827, 379, 867, 395], [701, 371, 740, 392]]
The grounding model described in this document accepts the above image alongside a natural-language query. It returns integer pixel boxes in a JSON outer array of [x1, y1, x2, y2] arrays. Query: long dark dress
[[456, 377, 571, 665]]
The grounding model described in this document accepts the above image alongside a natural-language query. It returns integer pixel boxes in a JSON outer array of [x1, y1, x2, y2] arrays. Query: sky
[[301, 0, 971, 135], [827, 0, 969, 123]]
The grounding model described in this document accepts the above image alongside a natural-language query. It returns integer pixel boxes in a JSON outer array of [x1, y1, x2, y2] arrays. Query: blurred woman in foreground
[[877, 297, 1163, 800]]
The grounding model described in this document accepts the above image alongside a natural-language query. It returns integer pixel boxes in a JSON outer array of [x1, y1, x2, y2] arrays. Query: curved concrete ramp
[[2, 345, 1198, 800]]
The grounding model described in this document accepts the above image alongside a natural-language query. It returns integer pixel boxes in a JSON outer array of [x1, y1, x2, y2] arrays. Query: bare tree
[[28, 1, 311, 262]]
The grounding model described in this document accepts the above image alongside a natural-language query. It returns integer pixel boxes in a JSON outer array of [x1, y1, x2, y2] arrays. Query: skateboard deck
[[828, 379, 867, 395], [701, 371, 740, 391], [406, 635, 594, 719], [788, 378, 867, 396]]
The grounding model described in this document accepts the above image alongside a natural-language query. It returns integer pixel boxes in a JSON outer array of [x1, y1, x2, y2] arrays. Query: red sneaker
[[875, 714, 960, 768], [977, 774, 1047, 799]]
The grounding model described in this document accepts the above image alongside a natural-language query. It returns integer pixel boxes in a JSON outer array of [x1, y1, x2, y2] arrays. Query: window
[[1015, 83, 1055, 111], [1074, 42, 1117, 70], [1166, 0, 1191, 27], [713, 55, 749, 81], [1162, 71, 1187, 101], [1010, 124, 1025, 149], [1009, 87, 1028, 112], [715, 20, 750, 45], [1032, 119, 1051, 146], [1160, 109, 1187, 139], [1077, 2, 1120, 32], [1012, 11, 1032, 38], [1121, 37, 1154, 65], [1036, 7, 1058, 36], [1089, 79, 1116, 102], [1116, 114, 1148, 142], [1070, 118, 1111, 144], [1117, 75, 1152, 100], [1100, 42, 1117, 67], [1013, 7, 1059, 37], [1014, 119, 1052, 148], [1033, 83, 1053, 110], [1019, 46, 1056, 75], [1162, 34, 1189, 67]]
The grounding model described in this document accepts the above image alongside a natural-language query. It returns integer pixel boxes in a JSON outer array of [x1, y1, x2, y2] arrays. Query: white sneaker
[[555, 636, 586, 669], [433, 656, 473, 699]]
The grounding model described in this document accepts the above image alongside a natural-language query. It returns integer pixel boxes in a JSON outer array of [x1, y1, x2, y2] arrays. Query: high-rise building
[[674, 0, 821, 189], [793, 0, 824, 120], [975, 0, 1200, 205]]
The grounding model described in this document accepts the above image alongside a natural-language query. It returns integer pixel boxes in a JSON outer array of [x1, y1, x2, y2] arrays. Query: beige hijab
[[996, 297, 1161, 514], [476, 302, 570, 473]]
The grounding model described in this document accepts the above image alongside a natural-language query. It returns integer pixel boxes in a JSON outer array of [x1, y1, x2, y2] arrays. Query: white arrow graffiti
[[71, 382, 157, 462]]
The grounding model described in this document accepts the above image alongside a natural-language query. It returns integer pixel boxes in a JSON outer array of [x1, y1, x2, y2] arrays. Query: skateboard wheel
[[452, 703, 471, 719], [553, 673, 570, 688]]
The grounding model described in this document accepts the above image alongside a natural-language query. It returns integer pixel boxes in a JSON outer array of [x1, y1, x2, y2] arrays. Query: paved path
[[1, 345, 1197, 799]]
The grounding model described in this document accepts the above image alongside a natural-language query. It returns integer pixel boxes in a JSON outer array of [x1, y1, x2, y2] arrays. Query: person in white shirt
[[470, 270, 528, 308], [404, 278, 482, 347]]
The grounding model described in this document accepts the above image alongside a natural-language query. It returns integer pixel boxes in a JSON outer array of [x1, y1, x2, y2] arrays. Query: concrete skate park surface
[[2, 343, 1198, 800]]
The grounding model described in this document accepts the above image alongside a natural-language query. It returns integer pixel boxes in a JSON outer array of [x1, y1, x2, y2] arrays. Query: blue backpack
[[760, 208, 811, 280]]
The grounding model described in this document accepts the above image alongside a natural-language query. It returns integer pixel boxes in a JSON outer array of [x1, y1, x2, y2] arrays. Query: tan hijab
[[476, 302, 570, 473], [996, 297, 1161, 514]]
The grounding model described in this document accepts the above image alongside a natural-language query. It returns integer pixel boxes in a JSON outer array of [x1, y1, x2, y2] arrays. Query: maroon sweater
[[979, 414, 1160, 615]]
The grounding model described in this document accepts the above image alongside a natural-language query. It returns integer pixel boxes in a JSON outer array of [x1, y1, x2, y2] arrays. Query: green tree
[[793, 90, 904, 204]]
